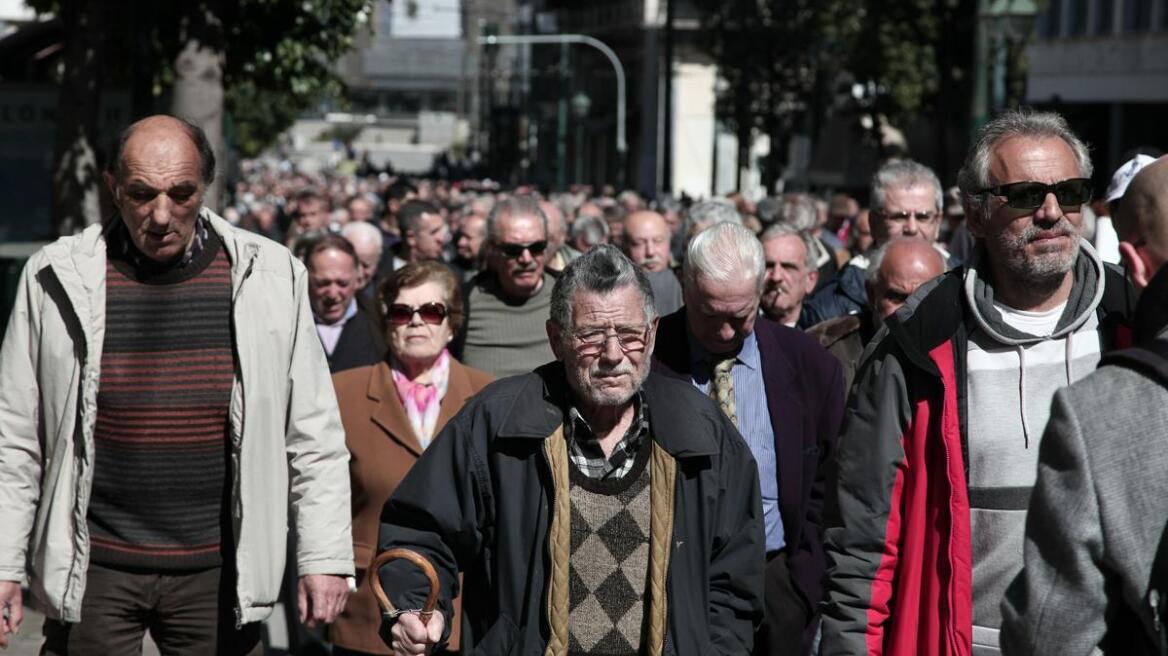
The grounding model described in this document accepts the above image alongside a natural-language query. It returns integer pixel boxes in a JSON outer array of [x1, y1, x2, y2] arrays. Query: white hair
[[684, 199, 742, 236], [341, 220, 384, 255], [683, 222, 766, 293], [760, 222, 817, 270], [871, 159, 944, 213], [957, 109, 1093, 224]]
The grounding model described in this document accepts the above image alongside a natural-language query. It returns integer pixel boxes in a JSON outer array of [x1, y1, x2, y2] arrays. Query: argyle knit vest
[[566, 438, 652, 655], [87, 232, 234, 571]]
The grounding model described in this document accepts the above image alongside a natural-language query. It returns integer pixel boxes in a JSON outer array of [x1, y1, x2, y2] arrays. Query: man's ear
[[546, 319, 565, 361], [1119, 241, 1151, 290], [964, 198, 987, 239], [103, 171, 119, 201], [804, 269, 819, 294]]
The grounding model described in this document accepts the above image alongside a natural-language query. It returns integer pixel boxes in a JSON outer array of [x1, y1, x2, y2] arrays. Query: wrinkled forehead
[[570, 286, 649, 327]]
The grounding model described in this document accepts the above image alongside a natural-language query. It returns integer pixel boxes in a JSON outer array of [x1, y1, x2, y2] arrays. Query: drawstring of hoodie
[[1017, 345, 1030, 449], [1016, 332, 1077, 450]]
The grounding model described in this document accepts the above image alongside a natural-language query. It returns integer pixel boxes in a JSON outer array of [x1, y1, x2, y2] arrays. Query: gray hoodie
[[962, 239, 1106, 654]]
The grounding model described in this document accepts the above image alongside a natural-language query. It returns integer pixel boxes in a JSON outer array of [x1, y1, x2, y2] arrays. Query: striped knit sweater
[[87, 226, 235, 571]]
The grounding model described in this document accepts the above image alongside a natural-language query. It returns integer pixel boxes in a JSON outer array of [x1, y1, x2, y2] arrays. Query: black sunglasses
[[978, 178, 1092, 210], [387, 302, 448, 326], [493, 240, 547, 258]]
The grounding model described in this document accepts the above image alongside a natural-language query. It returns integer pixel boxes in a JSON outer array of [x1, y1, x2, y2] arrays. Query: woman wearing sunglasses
[[329, 260, 493, 655]]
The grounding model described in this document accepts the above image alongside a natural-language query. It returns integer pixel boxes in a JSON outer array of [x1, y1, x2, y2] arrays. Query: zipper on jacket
[[1151, 590, 1166, 656], [232, 252, 256, 303], [542, 444, 556, 648], [229, 247, 256, 629]]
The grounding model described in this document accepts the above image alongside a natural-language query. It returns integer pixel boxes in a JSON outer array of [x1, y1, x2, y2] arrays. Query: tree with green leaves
[[31, 0, 370, 235], [692, 0, 863, 191], [693, 0, 978, 190]]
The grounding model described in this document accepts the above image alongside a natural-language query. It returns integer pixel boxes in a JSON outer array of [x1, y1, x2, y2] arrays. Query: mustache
[[1021, 218, 1076, 242], [591, 363, 637, 377], [764, 279, 789, 294]]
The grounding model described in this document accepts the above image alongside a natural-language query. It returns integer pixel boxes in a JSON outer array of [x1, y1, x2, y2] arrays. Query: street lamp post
[[572, 91, 592, 184], [971, 0, 1039, 132], [484, 33, 627, 185]]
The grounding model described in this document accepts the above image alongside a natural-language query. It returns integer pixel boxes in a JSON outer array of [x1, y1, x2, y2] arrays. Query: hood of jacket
[[962, 238, 1105, 345]]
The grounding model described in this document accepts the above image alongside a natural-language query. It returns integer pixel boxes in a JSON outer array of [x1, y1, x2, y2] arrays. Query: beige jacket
[[0, 210, 354, 623]]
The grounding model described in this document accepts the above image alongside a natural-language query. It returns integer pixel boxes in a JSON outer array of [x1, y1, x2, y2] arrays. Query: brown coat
[[329, 358, 493, 654]]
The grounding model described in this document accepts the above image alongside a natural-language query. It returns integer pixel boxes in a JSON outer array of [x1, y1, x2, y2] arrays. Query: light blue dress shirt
[[689, 330, 784, 552]]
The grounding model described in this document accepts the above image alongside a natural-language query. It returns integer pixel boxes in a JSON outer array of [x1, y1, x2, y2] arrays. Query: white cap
[[1106, 154, 1158, 203]]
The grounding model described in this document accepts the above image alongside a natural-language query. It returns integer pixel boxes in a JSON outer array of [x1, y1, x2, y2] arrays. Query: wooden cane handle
[[369, 548, 441, 625]]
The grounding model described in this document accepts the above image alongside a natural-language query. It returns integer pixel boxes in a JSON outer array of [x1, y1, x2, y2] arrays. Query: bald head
[[1115, 157, 1168, 290], [867, 237, 946, 323], [540, 200, 567, 253], [110, 115, 216, 186], [623, 210, 671, 272]]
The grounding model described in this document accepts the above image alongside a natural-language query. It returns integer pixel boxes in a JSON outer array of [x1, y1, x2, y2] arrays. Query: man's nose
[[1035, 192, 1064, 222], [718, 322, 736, 341], [599, 334, 624, 363], [151, 195, 173, 227], [903, 217, 918, 235], [517, 248, 534, 264]]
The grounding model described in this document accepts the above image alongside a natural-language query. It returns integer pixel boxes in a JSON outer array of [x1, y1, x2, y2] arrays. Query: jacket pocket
[[468, 614, 519, 655]]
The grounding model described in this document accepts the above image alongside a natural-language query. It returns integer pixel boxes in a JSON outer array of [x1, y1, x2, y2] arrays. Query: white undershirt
[[992, 300, 1066, 338]]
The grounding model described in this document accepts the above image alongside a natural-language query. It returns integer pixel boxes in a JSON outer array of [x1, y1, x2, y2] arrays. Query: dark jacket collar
[[496, 361, 720, 458]]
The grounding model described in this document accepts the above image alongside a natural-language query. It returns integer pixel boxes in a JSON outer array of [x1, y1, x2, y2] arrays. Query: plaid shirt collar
[[565, 391, 649, 480]]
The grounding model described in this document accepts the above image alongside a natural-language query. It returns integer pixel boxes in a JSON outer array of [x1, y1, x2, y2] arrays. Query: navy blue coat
[[652, 308, 845, 616]]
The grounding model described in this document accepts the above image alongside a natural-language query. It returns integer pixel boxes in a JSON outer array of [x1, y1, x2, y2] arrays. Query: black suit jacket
[[652, 307, 845, 613], [326, 306, 386, 373]]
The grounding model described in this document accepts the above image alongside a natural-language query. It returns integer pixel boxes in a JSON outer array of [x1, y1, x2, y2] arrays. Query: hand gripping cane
[[369, 548, 441, 626]]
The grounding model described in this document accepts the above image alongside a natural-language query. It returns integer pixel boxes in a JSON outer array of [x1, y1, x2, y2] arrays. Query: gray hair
[[341, 220, 384, 255], [870, 159, 944, 214], [775, 194, 819, 233], [486, 195, 548, 241], [760, 222, 817, 270], [571, 215, 609, 248], [550, 244, 657, 329], [683, 222, 766, 293], [685, 199, 742, 236], [957, 109, 1093, 223]]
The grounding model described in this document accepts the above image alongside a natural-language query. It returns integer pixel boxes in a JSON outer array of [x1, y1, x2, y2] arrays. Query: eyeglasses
[[570, 326, 649, 357], [493, 240, 548, 258], [386, 302, 448, 326], [878, 210, 940, 223], [977, 178, 1092, 210]]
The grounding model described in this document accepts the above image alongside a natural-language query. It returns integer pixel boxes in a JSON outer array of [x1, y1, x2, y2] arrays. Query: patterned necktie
[[708, 356, 738, 428]]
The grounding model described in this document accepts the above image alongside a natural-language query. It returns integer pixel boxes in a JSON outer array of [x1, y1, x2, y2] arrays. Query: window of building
[[1069, 0, 1089, 33], [1095, 0, 1116, 34], [1038, 0, 1065, 38], [1125, 0, 1154, 31]]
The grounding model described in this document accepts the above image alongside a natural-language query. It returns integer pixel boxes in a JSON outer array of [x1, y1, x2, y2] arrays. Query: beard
[[990, 217, 1080, 289], [565, 358, 650, 408]]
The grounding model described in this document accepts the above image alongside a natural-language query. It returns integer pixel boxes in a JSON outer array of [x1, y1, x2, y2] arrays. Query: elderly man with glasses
[[821, 109, 1134, 656], [801, 159, 955, 327], [455, 195, 558, 377], [377, 245, 764, 655]]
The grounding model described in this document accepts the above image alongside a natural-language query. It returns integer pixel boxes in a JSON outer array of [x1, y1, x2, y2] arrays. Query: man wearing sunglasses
[[822, 110, 1134, 656], [458, 195, 557, 378], [996, 153, 1168, 655]]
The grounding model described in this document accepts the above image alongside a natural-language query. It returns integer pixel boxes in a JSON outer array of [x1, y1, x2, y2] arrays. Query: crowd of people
[[3, 107, 1168, 656]]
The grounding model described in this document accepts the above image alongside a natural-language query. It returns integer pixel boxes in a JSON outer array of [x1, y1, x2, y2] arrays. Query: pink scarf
[[391, 349, 451, 449]]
